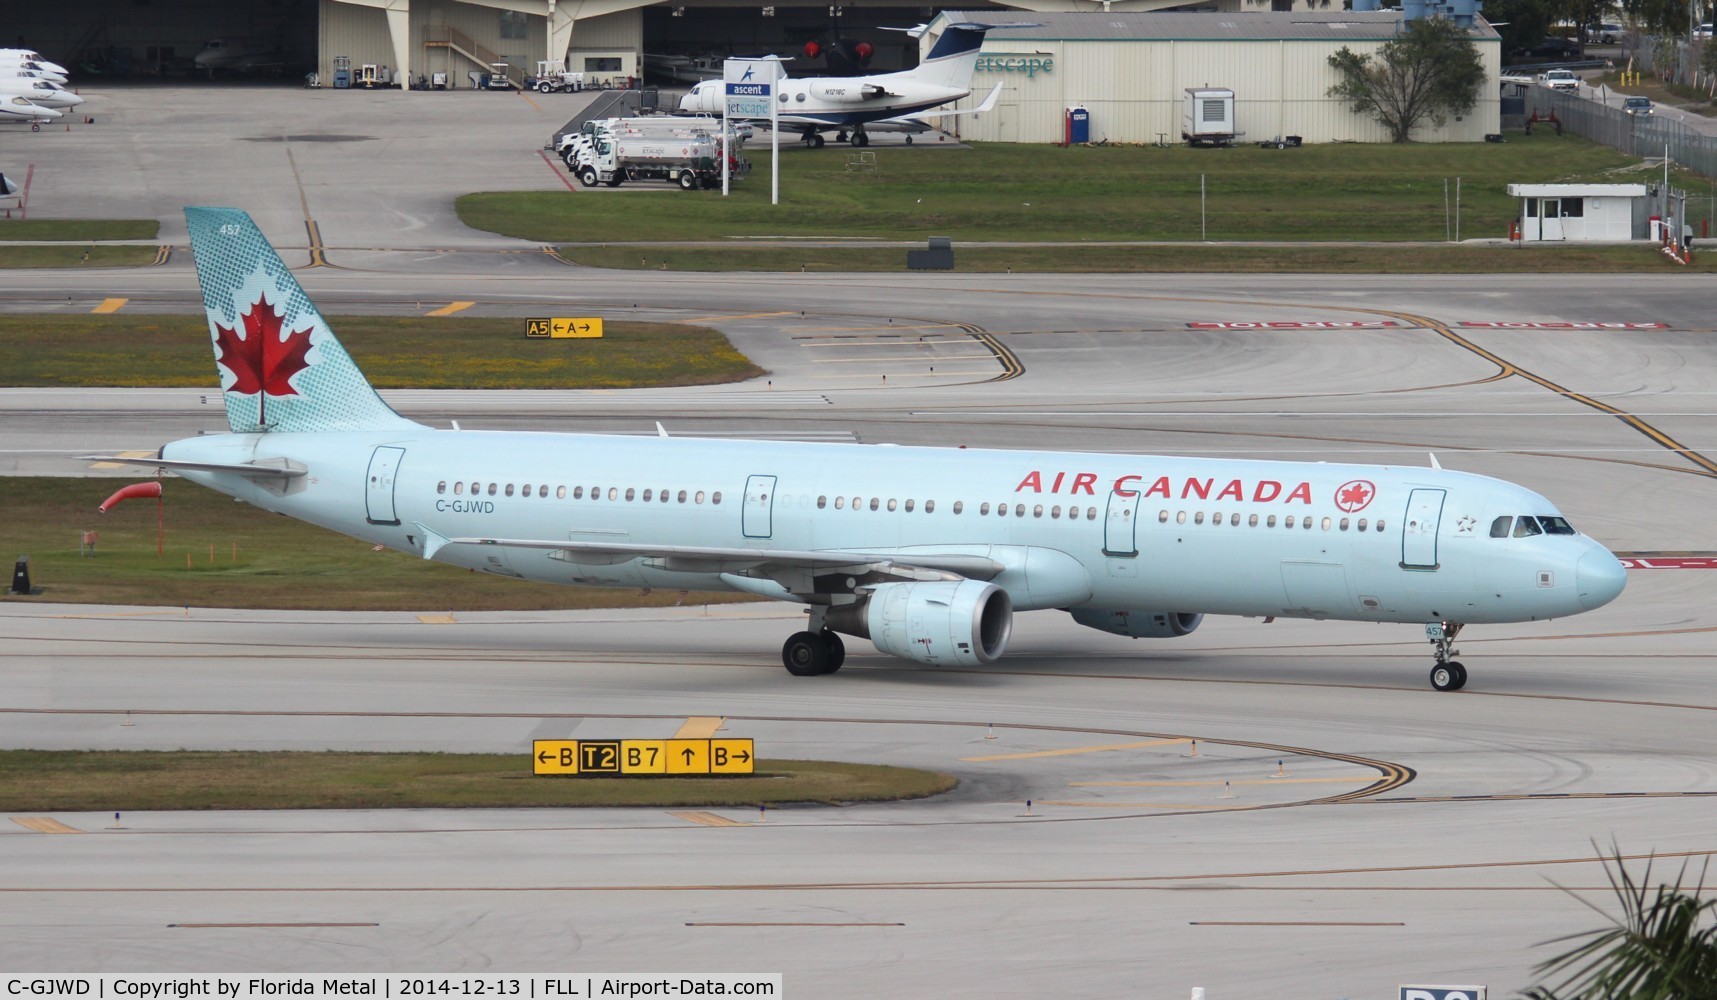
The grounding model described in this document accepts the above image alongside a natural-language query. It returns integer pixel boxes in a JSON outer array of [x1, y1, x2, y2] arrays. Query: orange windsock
[[98, 481, 163, 513]]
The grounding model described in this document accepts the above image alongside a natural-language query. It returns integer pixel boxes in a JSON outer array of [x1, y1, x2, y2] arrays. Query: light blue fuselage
[[165, 428, 1623, 626]]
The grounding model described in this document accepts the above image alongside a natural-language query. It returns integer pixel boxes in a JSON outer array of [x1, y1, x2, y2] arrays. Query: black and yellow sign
[[533, 738, 754, 776], [525, 317, 604, 339]]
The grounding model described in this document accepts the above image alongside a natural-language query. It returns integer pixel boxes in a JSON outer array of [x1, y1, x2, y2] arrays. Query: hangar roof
[[937, 10, 1500, 42]]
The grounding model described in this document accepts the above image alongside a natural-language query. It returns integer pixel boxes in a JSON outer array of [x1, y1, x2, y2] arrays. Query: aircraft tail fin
[[909, 22, 1008, 91], [185, 207, 421, 434]]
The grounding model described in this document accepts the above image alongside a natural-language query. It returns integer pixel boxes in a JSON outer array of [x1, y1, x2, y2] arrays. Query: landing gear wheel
[[1445, 661, 1468, 690], [905, 135, 914, 145], [677, 170, 697, 191], [782, 631, 828, 677], [1425, 621, 1468, 691], [820, 630, 845, 674], [1430, 663, 1459, 691], [810, 133, 825, 148], [834, 131, 848, 143], [852, 130, 869, 147]]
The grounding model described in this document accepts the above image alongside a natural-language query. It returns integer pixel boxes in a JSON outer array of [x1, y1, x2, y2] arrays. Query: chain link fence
[[1523, 87, 1717, 177]]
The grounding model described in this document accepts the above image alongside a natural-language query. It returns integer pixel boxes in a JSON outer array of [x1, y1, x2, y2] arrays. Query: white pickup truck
[[1537, 69, 1581, 92]]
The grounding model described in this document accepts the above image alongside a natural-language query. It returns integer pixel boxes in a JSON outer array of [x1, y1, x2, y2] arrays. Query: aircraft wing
[[423, 530, 1004, 592], [890, 82, 1003, 123]]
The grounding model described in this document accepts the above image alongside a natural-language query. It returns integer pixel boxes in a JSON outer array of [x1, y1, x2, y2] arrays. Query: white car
[[1538, 69, 1580, 92]]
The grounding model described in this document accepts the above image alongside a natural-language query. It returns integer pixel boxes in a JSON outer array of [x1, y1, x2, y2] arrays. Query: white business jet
[[679, 21, 1006, 147], [0, 58, 68, 85], [95, 208, 1627, 690], [0, 49, 68, 75], [0, 93, 60, 124], [0, 79, 83, 110]]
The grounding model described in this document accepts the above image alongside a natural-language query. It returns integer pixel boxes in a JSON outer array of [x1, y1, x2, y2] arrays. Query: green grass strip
[[0, 751, 955, 810], [0, 245, 162, 268], [563, 243, 1717, 274], [0, 219, 160, 242], [461, 132, 1710, 244], [0, 477, 759, 611], [0, 315, 763, 389]]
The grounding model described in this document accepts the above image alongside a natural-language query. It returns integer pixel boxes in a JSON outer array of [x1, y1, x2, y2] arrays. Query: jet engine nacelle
[[807, 80, 886, 103], [1068, 608, 1204, 638], [828, 580, 1012, 666]]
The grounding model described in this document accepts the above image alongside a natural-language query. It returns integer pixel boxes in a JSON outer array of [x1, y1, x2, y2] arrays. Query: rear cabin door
[[742, 474, 776, 539], [1400, 488, 1446, 570], [365, 446, 405, 526], [1103, 489, 1140, 557]]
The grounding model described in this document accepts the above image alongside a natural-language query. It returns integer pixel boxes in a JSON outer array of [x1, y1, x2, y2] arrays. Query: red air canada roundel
[[1334, 479, 1376, 513]]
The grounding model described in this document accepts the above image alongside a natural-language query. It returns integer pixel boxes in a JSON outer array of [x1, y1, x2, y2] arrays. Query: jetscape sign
[[976, 54, 1054, 76]]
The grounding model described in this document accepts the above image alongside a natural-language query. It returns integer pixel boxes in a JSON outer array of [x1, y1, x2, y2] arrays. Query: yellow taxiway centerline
[[673, 716, 725, 739], [91, 298, 128, 314], [668, 811, 745, 827], [11, 817, 84, 834], [426, 301, 475, 317]]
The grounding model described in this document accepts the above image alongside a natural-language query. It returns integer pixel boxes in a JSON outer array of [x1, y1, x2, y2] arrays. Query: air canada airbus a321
[[99, 208, 1628, 690]]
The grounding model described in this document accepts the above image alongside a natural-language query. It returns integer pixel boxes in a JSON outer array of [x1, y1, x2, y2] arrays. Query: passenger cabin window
[[925, 500, 936, 513], [454, 482, 464, 495], [1491, 516, 1512, 538], [557, 486, 567, 499], [437, 481, 447, 494], [712, 492, 722, 504]]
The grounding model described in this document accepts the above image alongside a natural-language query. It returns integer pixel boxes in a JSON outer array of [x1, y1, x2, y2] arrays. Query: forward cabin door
[[1102, 489, 1140, 557], [365, 446, 405, 526], [742, 474, 777, 539], [1400, 488, 1446, 570]]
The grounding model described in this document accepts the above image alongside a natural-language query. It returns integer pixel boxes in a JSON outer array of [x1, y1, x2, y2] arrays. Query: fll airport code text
[[4, 978, 781, 1000]]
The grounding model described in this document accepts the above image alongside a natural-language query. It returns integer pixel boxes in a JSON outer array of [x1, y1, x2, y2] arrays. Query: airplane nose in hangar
[[1576, 548, 1627, 611]]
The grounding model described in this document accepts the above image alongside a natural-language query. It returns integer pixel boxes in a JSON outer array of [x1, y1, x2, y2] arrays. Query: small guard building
[[1507, 183, 1650, 241]]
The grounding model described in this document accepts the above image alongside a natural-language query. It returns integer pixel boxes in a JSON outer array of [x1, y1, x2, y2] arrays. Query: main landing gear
[[782, 629, 845, 676], [1427, 621, 1468, 691]]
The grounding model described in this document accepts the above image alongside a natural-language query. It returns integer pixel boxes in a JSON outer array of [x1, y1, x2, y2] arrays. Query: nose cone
[[1576, 547, 1627, 611]]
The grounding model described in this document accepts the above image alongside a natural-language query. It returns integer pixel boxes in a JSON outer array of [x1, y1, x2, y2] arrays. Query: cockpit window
[[1513, 516, 1543, 538], [1490, 516, 1512, 538], [1538, 515, 1576, 535]]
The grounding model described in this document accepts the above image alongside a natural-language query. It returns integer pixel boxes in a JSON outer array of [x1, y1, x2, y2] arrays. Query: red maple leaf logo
[[213, 293, 313, 400], [1334, 479, 1376, 513]]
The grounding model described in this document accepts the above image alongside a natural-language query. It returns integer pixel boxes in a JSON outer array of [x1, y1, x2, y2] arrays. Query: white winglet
[[656, 422, 670, 438], [1428, 452, 1442, 470]]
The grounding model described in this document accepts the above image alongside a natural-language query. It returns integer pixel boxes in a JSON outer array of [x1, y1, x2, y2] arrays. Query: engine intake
[[827, 580, 1012, 666], [1068, 608, 1203, 639]]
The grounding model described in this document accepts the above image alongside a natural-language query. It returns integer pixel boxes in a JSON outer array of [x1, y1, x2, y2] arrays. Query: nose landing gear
[[1427, 621, 1467, 691]]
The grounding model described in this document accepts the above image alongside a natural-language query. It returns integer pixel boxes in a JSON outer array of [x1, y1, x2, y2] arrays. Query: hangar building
[[926, 9, 1502, 144], [19, 0, 1354, 93]]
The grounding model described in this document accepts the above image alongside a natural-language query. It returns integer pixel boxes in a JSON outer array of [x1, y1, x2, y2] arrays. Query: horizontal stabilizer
[[80, 455, 306, 478], [893, 82, 1003, 123]]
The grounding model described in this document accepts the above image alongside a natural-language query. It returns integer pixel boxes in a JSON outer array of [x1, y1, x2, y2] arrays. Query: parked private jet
[[0, 79, 84, 110], [194, 38, 290, 75], [679, 21, 1006, 146], [0, 58, 68, 85], [0, 93, 60, 124], [94, 208, 1627, 689], [0, 49, 68, 76]]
